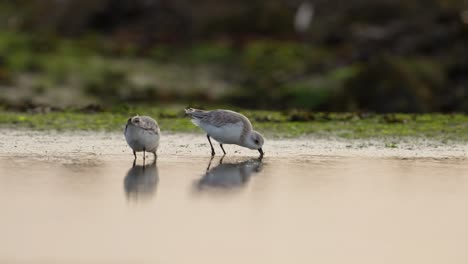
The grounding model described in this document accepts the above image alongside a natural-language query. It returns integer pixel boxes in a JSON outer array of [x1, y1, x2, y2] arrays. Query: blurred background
[[0, 0, 467, 113]]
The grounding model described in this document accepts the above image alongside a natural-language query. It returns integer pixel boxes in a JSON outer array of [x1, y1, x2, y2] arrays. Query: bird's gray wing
[[135, 116, 160, 134], [205, 110, 249, 127], [186, 108, 251, 128]]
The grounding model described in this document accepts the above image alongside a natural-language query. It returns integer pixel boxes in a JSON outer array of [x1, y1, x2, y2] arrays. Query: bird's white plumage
[[193, 120, 244, 144], [125, 125, 159, 152]]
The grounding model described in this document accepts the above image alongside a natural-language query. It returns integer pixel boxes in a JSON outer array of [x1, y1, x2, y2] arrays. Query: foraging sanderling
[[124, 115, 160, 162], [185, 108, 265, 157]]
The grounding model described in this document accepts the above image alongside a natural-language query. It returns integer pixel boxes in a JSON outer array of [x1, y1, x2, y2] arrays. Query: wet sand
[[1, 129, 468, 263], [0, 129, 467, 161]]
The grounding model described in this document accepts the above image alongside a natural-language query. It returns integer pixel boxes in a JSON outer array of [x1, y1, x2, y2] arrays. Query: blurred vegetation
[[0, 0, 468, 112], [1, 108, 467, 141]]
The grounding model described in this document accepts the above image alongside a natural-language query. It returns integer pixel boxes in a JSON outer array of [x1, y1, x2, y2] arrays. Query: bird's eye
[[254, 139, 259, 144], [134, 118, 139, 123]]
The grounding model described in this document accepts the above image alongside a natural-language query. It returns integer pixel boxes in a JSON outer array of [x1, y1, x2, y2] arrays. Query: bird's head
[[245, 131, 265, 154], [128, 115, 141, 126]]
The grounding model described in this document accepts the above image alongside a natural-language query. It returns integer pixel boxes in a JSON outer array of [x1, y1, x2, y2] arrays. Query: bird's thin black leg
[[133, 151, 137, 161], [220, 144, 226, 155], [153, 152, 157, 162], [143, 148, 146, 164], [207, 135, 215, 156]]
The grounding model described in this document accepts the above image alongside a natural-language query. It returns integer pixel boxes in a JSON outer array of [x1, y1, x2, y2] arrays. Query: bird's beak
[[258, 148, 264, 158]]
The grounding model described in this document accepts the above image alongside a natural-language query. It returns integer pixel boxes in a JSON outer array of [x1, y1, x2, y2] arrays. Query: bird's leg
[[133, 151, 137, 161], [153, 152, 157, 162], [258, 148, 264, 159], [220, 144, 226, 155], [143, 148, 146, 164], [219, 155, 225, 165], [207, 135, 215, 156]]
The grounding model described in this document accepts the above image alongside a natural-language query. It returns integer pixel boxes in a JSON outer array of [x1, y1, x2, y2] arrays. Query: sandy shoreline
[[1, 129, 467, 161]]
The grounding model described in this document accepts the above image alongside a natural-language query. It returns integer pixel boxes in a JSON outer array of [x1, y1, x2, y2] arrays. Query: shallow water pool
[[1, 155, 468, 263]]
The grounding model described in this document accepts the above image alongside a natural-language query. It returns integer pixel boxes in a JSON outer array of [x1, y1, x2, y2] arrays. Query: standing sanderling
[[124, 115, 160, 162], [185, 108, 265, 158]]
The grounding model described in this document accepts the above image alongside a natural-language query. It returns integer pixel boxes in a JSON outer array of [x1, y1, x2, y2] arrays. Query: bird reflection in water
[[195, 157, 263, 191], [124, 159, 159, 201]]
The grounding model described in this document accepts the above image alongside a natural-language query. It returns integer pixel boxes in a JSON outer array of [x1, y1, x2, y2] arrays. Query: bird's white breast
[[125, 125, 160, 152], [199, 121, 244, 144]]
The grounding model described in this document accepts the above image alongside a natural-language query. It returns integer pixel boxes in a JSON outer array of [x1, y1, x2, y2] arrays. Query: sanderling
[[185, 108, 265, 157], [124, 115, 160, 162]]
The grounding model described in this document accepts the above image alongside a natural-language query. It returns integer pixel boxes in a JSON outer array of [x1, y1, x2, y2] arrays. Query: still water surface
[[1, 155, 468, 263]]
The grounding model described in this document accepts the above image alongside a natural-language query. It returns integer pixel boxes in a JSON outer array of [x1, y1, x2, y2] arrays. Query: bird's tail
[[184, 108, 209, 119]]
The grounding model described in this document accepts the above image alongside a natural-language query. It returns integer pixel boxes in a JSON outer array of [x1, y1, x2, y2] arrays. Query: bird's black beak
[[258, 148, 264, 158]]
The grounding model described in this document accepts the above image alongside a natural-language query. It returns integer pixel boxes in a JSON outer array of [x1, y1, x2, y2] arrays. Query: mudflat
[[0, 129, 467, 161]]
